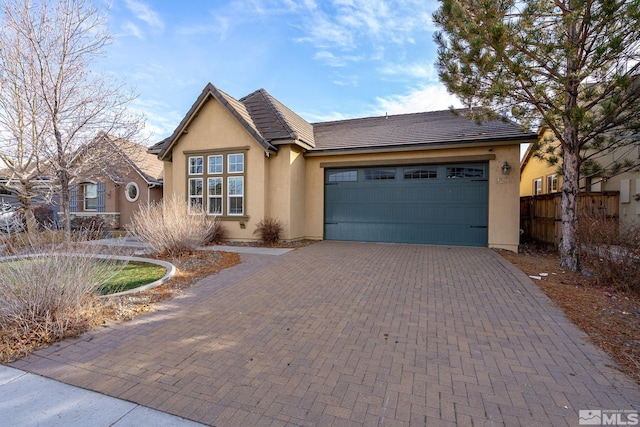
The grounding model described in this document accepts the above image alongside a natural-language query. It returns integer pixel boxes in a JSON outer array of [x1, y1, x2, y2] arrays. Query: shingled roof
[[311, 109, 536, 153], [151, 83, 536, 159], [240, 89, 315, 149]]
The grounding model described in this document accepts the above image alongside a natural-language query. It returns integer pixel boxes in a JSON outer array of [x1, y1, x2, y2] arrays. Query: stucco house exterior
[[520, 129, 640, 227], [69, 134, 163, 229], [150, 83, 537, 252]]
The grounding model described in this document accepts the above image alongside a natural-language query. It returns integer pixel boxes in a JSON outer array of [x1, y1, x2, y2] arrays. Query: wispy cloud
[[124, 0, 164, 32], [374, 85, 463, 115], [122, 21, 143, 39], [379, 63, 438, 81]]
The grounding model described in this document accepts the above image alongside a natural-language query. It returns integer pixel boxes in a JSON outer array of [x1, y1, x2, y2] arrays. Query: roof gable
[[154, 83, 277, 160], [240, 89, 315, 148]]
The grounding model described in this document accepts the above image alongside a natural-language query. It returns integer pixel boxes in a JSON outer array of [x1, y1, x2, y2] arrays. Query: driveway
[[11, 241, 640, 426]]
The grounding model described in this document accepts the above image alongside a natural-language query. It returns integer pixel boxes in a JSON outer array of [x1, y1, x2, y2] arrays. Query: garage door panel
[[324, 164, 488, 246]]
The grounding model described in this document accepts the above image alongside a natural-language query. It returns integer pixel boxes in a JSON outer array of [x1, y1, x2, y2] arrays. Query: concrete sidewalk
[[0, 365, 203, 426]]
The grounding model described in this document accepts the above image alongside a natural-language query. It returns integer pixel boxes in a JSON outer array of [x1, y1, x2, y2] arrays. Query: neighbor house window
[[186, 151, 246, 217], [533, 178, 543, 195], [546, 174, 558, 193], [125, 182, 139, 202], [84, 183, 97, 210]]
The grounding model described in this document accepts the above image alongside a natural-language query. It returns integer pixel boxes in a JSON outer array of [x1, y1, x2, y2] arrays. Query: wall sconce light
[[501, 161, 511, 175]]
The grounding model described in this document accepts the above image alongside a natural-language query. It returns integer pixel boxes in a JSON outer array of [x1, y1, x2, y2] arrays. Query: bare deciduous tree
[[0, 0, 144, 236]]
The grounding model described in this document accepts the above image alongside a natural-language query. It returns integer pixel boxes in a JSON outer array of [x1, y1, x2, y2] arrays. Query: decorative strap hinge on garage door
[[470, 225, 488, 228]]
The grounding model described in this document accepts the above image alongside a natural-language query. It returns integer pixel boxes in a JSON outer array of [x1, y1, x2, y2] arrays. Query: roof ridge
[[254, 89, 300, 140]]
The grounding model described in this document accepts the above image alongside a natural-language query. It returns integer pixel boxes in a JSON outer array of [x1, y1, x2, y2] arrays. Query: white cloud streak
[[124, 0, 164, 32]]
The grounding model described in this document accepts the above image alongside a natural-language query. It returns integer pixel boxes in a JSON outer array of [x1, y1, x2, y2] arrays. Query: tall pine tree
[[433, 0, 640, 271]]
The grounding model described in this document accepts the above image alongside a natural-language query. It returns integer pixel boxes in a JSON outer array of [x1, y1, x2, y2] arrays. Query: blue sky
[[100, 0, 462, 143]]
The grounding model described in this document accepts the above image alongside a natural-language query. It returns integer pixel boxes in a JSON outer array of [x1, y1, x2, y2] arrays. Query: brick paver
[[11, 242, 640, 426]]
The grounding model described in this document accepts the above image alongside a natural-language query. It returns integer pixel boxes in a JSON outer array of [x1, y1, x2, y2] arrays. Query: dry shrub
[[254, 217, 284, 246], [128, 194, 223, 256], [578, 214, 640, 293], [204, 218, 228, 245], [0, 237, 127, 361]]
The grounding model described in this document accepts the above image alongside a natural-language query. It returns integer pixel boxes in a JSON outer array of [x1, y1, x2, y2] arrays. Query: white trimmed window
[[546, 174, 558, 193], [188, 178, 203, 212], [228, 153, 244, 173], [208, 177, 223, 215], [125, 182, 139, 202], [228, 176, 244, 215], [533, 178, 543, 195], [84, 183, 97, 210], [189, 156, 203, 175], [186, 151, 246, 218], [208, 155, 223, 174]]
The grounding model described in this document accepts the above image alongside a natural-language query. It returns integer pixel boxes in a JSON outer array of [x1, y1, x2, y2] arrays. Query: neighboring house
[[69, 134, 163, 230], [520, 129, 640, 227], [150, 83, 537, 252]]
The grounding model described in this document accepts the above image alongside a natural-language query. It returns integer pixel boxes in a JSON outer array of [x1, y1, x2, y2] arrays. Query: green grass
[[98, 261, 167, 295]]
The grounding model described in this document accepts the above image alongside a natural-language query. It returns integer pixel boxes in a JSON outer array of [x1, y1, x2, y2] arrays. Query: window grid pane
[[228, 176, 244, 215], [208, 178, 222, 215], [188, 178, 203, 213], [364, 169, 396, 181], [327, 170, 357, 182], [404, 167, 437, 180], [208, 155, 223, 174], [228, 153, 244, 173], [189, 156, 203, 175]]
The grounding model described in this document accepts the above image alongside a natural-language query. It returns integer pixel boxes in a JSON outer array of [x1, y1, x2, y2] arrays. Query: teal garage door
[[324, 163, 488, 246]]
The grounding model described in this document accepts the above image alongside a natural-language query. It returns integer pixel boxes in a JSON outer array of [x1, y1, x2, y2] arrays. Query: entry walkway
[[10, 242, 640, 425]]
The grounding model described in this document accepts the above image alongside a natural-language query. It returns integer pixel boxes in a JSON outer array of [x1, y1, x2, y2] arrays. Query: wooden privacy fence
[[520, 192, 619, 247]]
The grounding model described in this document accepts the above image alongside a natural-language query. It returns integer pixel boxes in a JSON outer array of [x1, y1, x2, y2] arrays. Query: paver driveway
[[11, 242, 640, 426]]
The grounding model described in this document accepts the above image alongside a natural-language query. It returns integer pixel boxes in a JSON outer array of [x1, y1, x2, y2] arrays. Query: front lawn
[[98, 261, 167, 294]]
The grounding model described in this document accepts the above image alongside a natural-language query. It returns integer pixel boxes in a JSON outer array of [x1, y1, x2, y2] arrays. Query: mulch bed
[[498, 246, 640, 384]]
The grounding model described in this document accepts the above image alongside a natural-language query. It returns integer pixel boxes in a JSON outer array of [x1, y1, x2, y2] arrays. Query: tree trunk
[[17, 180, 38, 234], [560, 148, 580, 271]]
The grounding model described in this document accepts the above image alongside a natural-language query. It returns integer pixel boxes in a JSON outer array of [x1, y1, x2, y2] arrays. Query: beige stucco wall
[[162, 96, 268, 240], [303, 144, 522, 252]]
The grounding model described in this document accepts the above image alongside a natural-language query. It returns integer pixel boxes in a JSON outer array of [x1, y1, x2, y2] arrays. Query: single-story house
[[520, 129, 640, 227], [150, 83, 537, 252], [69, 134, 163, 229]]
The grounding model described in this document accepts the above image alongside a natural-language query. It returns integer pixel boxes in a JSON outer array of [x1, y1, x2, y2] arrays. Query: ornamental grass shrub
[[254, 216, 284, 246], [0, 235, 128, 361], [128, 194, 225, 256]]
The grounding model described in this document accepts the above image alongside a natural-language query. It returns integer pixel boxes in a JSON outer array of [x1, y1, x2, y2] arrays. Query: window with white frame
[[228, 176, 244, 215], [84, 183, 97, 210], [208, 155, 223, 174], [189, 156, 203, 175], [188, 178, 203, 212], [546, 174, 558, 193], [208, 177, 223, 214], [187, 152, 246, 217], [533, 178, 543, 195]]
